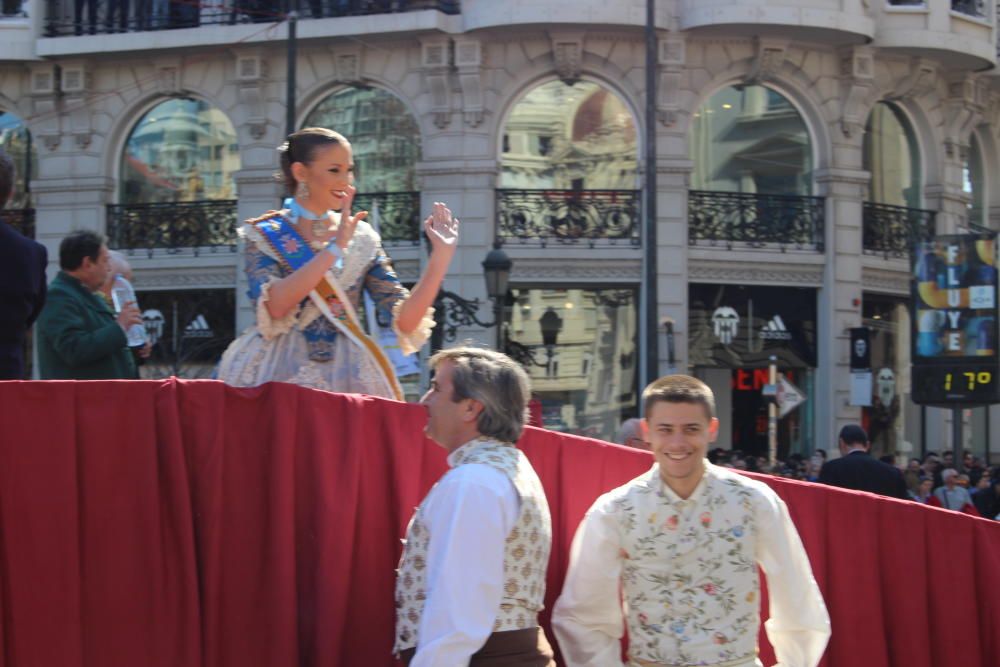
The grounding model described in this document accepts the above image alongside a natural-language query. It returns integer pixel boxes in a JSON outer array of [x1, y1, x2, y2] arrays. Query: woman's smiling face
[[293, 141, 355, 211]]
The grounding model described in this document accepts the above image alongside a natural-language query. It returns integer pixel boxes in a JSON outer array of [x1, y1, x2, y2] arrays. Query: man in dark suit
[[0, 150, 48, 380], [818, 424, 909, 499], [37, 230, 142, 379]]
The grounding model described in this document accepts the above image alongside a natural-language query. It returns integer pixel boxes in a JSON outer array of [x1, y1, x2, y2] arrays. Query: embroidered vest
[[393, 438, 552, 654], [615, 466, 764, 666]]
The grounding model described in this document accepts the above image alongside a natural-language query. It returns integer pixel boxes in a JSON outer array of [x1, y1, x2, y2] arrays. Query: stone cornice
[[688, 259, 823, 286]]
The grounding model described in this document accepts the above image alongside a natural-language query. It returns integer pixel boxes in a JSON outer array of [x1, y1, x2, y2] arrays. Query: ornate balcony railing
[[496, 189, 641, 247], [688, 190, 825, 252], [353, 191, 421, 246], [106, 200, 238, 254], [44, 0, 459, 37], [0, 207, 36, 239], [862, 202, 936, 258]]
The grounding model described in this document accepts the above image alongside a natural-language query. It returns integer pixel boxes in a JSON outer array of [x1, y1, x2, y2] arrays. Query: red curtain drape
[[1, 380, 998, 666]]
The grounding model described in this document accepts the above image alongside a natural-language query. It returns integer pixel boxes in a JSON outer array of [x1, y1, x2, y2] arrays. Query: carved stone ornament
[[550, 32, 584, 86], [886, 58, 936, 102], [746, 38, 788, 84], [838, 46, 875, 139], [455, 39, 484, 128], [942, 75, 983, 160], [657, 35, 686, 127], [421, 38, 453, 129]]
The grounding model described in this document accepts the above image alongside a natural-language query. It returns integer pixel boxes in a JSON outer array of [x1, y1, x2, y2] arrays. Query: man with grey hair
[[98, 249, 152, 369], [394, 346, 555, 666], [615, 417, 648, 450], [0, 149, 48, 379], [934, 468, 974, 512]]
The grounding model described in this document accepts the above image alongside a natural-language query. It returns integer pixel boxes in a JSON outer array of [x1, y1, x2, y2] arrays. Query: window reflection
[[507, 287, 638, 442], [303, 87, 420, 193], [500, 80, 637, 190], [864, 102, 920, 209], [690, 85, 812, 195], [121, 98, 239, 204], [0, 110, 36, 209], [964, 134, 985, 226]]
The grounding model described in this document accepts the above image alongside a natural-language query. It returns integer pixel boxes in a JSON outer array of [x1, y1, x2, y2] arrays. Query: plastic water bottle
[[110, 274, 148, 348]]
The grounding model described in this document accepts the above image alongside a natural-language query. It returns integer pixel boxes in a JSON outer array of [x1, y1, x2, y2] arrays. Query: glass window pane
[[303, 87, 420, 193], [121, 98, 239, 204], [0, 110, 37, 209], [690, 85, 812, 195], [864, 102, 921, 208], [964, 135, 985, 226], [506, 287, 638, 442], [500, 81, 638, 189]]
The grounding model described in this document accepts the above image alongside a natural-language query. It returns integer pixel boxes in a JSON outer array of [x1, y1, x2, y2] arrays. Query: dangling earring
[[296, 180, 310, 199]]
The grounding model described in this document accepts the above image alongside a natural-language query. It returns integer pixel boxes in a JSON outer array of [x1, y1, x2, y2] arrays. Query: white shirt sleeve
[[754, 491, 831, 667], [551, 498, 627, 667], [410, 464, 519, 667]]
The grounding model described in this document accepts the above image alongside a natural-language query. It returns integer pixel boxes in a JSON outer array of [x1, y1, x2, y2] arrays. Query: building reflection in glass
[[506, 287, 638, 442], [121, 98, 240, 204]]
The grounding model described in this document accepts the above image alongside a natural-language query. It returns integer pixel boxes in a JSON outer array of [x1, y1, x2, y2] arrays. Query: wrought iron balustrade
[[353, 191, 421, 245], [44, 0, 459, 37], [496, 189, 641, 247], [688, 190, 825, 252], [862, 202, 936, 258], [106, 199, 238, 254], [0, 207, 36, 239]]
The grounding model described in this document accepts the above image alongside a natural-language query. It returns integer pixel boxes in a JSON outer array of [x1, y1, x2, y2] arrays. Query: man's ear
[[708, 417, 720, 442], [640, 419, 649, 438], [464, 398, 484, 424]]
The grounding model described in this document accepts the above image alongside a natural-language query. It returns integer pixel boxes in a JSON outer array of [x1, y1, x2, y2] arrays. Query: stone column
[[814, 163, 869, 451]]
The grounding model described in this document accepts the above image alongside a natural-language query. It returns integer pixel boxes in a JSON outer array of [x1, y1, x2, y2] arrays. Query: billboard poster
[[911, 233, 1000, 405]]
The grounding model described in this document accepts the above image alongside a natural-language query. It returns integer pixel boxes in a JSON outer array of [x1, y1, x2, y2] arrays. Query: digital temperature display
[[912, 365, 1000, 405]]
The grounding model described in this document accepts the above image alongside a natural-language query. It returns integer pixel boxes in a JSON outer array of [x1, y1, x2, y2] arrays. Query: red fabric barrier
[[1, 380, 998, 667]]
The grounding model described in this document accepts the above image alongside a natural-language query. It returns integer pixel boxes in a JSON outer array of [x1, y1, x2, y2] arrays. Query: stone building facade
[[2, 0, 999, 458]]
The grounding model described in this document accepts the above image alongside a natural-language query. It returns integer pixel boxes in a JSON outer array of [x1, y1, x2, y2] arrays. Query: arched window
[[500, 80, 637, 189], [863, 102, 920, 209], [964, 133, 985, 226], [304, 86, 421, 242], [304, 86, 419, 191], [497, 81, 639, 245], [121, 98, 239, 204], [690, 85, 812, 196], [0, 109, 37, 210]]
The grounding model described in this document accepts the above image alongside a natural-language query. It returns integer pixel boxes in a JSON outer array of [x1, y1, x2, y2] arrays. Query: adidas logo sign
[[760, 315, 793, 341], [183, 314, 213, 338]]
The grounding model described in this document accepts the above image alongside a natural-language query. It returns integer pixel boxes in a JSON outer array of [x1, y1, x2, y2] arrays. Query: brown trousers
[[399, 627, 555, 666]]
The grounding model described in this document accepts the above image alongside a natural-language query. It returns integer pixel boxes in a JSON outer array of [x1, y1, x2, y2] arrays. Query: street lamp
[[506, 306, 563, 370], [431, 243, 513, 350]]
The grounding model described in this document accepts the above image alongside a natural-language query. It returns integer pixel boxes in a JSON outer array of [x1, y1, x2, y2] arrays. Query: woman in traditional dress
[[217, 127, 457, 398]]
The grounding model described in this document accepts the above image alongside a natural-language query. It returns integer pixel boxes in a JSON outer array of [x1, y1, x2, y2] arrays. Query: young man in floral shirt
[[552, 375, 830, 667]]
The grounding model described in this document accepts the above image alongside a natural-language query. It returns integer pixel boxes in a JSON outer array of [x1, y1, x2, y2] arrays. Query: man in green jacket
[[37, 230, 142, 379]]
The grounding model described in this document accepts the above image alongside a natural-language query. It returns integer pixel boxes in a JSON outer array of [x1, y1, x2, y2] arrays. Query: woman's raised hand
[[336, 184, 367, 250], [424, 202, 460, 259]]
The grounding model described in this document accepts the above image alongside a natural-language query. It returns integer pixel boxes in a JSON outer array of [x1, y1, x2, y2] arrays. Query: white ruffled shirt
[[552, 462, 830, 667], [405, 443, 520, 667]]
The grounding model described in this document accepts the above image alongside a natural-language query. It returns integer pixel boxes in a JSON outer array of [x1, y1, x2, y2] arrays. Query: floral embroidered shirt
[[552, 461, 830, 667]]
